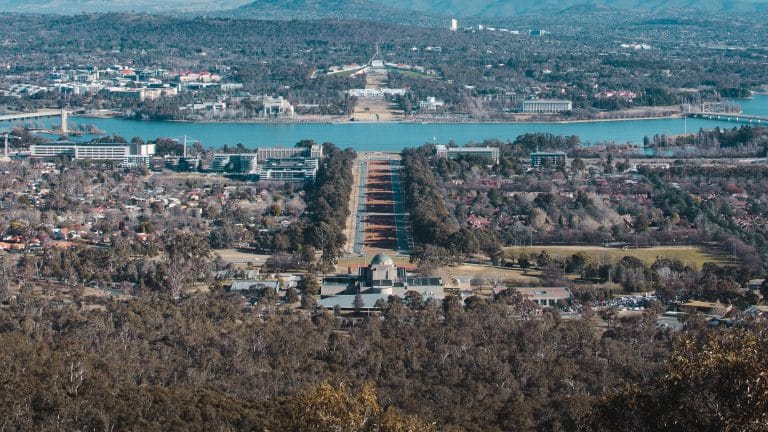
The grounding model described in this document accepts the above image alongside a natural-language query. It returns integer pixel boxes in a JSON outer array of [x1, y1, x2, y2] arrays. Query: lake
[[15, 95, 768, 152]]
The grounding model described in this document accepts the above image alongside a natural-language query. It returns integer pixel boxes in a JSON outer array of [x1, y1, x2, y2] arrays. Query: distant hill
[[226, 0, 443, 25], [366, 0, 768, 16], [0, 0, 766, 17], [0, 0, 250, 14]]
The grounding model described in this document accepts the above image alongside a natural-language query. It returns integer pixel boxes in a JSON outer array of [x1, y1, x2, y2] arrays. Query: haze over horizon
[[1, 0, 768, 16]]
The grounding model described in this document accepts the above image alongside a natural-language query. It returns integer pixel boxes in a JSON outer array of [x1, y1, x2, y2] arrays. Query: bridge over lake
[[0, 109, 65, 123], [687, 112, 768, 125]]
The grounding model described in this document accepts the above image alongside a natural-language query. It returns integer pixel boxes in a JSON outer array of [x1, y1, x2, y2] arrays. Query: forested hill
[[227, 0, 444, 25], [0, 0, 249, 13], [0, 0, 767, 16], [370, 0, 768, 17]]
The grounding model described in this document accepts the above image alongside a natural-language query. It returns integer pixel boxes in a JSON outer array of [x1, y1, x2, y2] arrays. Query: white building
[[346, 88, 407, 99], [30, 141, 155, 167], [450, 18, 458, 32], [181, 102, 227, 112], [521, 99, 573, 113], [419, 97, 445, 111], [515, 287, 572, 307], [260, 96, 294, 118]]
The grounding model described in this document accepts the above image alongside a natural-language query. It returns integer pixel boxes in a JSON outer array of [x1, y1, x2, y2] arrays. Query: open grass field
[[504, 245, 731, 269], [437, 263, 542, 283]]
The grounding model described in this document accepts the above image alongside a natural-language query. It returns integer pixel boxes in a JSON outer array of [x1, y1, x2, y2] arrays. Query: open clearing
[[437, 263, 542, 283], [504, 245, 730, 269], [214, 249, 270, 265]]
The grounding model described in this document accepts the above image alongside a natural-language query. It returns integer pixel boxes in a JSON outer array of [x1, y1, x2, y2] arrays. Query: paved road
[[352, 160, 368, 255], [0, 109, 63, 122]]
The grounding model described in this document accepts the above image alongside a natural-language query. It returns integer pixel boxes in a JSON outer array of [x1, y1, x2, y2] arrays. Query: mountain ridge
[[0, 0, 766, 17], [368, 0, 768, 16]]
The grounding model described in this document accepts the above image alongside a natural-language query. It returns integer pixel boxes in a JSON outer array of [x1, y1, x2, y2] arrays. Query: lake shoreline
[[78, 112, 685, 126], [28, 95, 763, 150]]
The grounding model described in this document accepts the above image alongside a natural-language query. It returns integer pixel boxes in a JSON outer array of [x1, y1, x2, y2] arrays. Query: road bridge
[[0, 109, 66, 122], [687, 112, 768, 125]]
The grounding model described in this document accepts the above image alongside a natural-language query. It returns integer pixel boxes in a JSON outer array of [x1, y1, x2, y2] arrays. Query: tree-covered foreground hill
[[0, 290, 765, 431]]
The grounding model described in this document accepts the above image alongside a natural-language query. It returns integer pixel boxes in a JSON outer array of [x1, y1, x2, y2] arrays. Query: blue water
[[7, 95, 767, 151], [734, 95, 768, 116]]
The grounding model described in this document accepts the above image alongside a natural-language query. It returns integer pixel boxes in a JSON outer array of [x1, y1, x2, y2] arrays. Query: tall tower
[[450, 18, 458, 32], [60, 108, 68, 135]]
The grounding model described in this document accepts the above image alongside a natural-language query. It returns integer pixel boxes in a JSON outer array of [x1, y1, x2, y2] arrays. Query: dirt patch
[[214, 249, 270, 266]]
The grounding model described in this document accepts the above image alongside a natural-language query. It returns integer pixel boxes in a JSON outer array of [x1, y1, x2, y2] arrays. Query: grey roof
[[230, 280, 279, 291]]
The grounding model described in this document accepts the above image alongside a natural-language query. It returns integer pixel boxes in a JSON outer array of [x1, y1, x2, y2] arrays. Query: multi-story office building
[[256, 144, 323, 160], [258, 158, 319, 182], [209, 154, 258, 174], [30, 141, 156, 164], [435, 145, 500, 164]]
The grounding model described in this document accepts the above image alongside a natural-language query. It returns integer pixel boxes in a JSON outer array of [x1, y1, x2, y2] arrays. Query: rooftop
[[371, 253, 394, 266]]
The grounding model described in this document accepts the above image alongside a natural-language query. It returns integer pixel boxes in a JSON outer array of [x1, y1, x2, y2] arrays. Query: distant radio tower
[[450, 18, 458, 32]]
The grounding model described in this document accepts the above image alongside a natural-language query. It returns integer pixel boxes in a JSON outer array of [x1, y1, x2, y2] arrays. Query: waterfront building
[[256, 144, 323, 160], [530, 151, 566, 168], [419, 97, 445, 111], [260, 95, 295, 118], [180, 101, 227, 112], [435, 144, 500, 164], [521, 99, 573, 113]]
